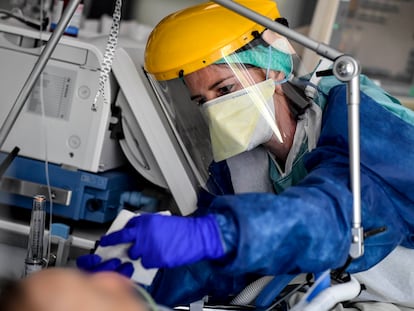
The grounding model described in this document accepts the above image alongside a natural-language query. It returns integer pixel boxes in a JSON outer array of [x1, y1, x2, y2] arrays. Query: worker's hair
[[0, 279, 27, 311]]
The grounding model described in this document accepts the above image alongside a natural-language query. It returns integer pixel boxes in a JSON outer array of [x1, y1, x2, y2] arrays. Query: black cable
[[0, 9, 49, 31]]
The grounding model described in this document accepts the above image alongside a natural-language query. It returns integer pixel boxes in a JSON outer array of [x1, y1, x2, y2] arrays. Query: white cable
[[230, 276, 274, 305], [301, 276, 361, 311], [92, 0, 122, 111], [37, 1, 53, 268]]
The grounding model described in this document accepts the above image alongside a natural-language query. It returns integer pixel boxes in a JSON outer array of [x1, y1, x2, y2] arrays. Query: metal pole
[[212, 0, 364, 258], [332, 55, 363, 258], [0, 0, 82, 149], [348, 75, 363, 258], [211, 0, 343, 60]]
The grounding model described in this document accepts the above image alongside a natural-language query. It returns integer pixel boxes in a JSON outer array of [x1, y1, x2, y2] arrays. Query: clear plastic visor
[[147, 31, 311, 186]]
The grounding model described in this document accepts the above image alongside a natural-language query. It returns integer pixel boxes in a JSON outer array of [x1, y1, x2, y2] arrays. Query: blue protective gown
[[148, 83, 414, 307]]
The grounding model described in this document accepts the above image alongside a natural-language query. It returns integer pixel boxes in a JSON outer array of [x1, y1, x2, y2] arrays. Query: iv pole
[[211, 0, 363, 259], [0, 0, 82, 148]]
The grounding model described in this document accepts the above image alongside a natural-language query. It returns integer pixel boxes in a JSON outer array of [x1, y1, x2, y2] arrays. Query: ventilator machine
[[0, 15, 202, 222]]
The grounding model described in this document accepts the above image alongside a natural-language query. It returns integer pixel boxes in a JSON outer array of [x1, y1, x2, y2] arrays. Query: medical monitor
[[0, 20, 125, 173], [0, 19, 208, 217], [112, 47, 212, 216]]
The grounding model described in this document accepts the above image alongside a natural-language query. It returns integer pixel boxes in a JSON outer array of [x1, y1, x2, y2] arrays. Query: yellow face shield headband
[[144, 0, 281, 81]]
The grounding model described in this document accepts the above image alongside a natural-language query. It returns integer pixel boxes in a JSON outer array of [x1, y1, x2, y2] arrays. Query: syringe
[[24, 194, 46, 277]]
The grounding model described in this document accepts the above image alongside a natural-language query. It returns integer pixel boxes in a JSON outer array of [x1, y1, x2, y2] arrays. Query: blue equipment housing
[[0, 155, 136, 223]]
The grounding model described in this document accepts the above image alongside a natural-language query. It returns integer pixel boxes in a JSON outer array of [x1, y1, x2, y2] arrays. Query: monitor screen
[[329, 0, 414, 98]]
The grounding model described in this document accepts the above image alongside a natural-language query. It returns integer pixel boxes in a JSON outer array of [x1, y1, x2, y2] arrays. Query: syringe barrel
[[25, 195, 46, 262]]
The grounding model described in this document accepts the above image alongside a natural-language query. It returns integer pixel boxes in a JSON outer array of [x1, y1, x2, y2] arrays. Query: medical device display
[[110, 46, 206, 216], [24, 194, 46, 277], [0, 20, 124, 173], [0, 20, 137, 222], [330, 0, 414, 98]]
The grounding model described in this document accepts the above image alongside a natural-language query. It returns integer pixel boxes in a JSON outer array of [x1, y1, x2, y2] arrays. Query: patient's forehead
[[22, 268, 144, 311], [23, 268, 92, 311], [25, 268, 86, 291]]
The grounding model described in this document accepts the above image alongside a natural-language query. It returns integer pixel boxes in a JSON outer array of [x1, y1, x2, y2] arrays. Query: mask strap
[[274, 75, 290, 86]]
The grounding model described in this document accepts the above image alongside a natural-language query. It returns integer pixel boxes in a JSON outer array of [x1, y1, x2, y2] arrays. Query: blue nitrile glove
[[99, 214, 225, 269], [76, 254, 134, 278]]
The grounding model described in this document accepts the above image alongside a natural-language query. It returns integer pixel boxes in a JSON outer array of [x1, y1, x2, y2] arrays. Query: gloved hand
[[99, 213, 225, 268], [76, 254, 134, 278]]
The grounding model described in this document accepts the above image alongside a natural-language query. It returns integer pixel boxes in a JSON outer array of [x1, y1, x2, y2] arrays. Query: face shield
[[146, 30, 312, 184]]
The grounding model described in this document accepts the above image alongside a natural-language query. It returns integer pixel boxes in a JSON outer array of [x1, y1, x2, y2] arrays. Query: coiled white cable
[[92, 0, 122, 111], [230, 276, 274, 305]]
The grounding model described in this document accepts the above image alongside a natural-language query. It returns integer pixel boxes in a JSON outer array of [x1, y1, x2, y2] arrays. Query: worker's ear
[[266, 70, 285, 95]]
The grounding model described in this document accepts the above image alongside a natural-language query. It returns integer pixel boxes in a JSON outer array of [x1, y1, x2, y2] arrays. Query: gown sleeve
[[208, 84, 414, 276], [149, 84, 414, 306]]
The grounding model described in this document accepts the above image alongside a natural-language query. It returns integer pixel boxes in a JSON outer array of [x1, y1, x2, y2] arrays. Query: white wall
[[132, 0, 204, 27], [132, 0, 316, 29], [0, 0, 316, 28]]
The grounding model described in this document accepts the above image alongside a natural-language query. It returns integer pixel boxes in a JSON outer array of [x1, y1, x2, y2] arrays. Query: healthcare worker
[[78, 0, 414, 307]]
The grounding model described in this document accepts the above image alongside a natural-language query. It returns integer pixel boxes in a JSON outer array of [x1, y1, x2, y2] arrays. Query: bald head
[[0, 268, 148, 311]]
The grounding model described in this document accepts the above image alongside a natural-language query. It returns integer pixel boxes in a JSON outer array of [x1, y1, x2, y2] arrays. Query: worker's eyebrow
[[190, 76, 233, 101]]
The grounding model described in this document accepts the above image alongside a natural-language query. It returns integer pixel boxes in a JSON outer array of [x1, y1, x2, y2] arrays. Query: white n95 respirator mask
[[201, 79, 283, 162]]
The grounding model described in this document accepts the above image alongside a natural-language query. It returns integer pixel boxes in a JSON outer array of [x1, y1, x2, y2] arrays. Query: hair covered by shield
[[142, 0, 302, 175], [144, 0, 281, 81]]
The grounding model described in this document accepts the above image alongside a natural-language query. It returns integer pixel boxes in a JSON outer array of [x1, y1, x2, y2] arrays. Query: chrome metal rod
[[0, 218, 95, 249], [348, 79, 361, 227], [0, 0, 82, 149], [348, 75, 363, 258], [211, 0, 343, 61]]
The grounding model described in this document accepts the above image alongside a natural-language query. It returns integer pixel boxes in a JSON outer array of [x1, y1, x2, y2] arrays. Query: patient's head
[[0, 268, 149, 311]]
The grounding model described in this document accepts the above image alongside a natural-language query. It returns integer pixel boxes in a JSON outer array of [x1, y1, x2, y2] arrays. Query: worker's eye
[[217, 84, 234, 96]]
